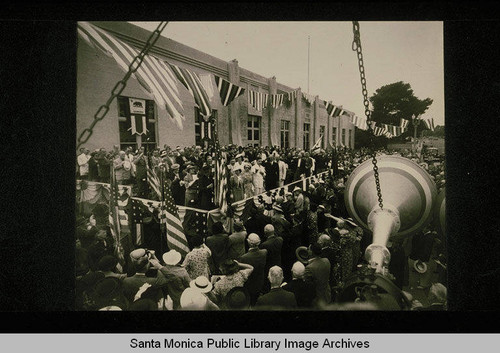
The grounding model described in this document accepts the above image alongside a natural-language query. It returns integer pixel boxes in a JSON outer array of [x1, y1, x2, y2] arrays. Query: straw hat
[[189, 276, 213, 293], [162, 250, 182, 266]]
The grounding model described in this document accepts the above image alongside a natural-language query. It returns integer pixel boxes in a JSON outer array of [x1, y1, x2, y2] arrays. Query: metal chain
[[76, 21, 169, 151], [352, 21, 384, 209]]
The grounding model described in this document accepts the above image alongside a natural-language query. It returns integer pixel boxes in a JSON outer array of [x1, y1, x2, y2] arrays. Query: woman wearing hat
[[212, 259, 254, 302], [241, 163, 254, 198], [230, 167, 245, 202]]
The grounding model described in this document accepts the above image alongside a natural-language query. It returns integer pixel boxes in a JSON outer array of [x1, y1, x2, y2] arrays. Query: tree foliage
[[370, 82, 433, 136]]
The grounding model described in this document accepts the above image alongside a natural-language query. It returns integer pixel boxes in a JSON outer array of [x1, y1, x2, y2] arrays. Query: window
[[342, 128, 346, 146], [349, 129, 352, 148], [248, 115, 260, 146], [319, 125, 325, 149], [280, 120, 290, 149], [117, 96, 156, 151], [332, 127, 337, 145], [195, 108, 217, 147], [303, 123, 310, 150]]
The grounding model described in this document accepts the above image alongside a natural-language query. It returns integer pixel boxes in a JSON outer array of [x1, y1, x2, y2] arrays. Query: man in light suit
[[278, 156, 288, 187]]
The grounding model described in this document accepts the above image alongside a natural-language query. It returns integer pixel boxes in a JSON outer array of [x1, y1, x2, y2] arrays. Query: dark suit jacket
[[255, 287, 297, 309], [304, 257, 331, 305], [239, 248, 268, 297], [205, 233, 230, 272], [260, 236, 283, 273], [244, 213, 272, 237], [283, 278, 316, 308]]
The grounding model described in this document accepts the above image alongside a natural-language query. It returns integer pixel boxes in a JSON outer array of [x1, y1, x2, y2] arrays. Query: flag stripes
[[147, 166, 161, 199], [169, 63, 212, 120], [214, 76, 245, 106], [311, 135, 323, 152], [270, 93, 285, 108], [401, 118, 410, 129], [426, 118, 435, 131], [324, 101, 345, 117], [248, 91, 269, 111], [77, 22, 186, 130], [350, 115, 368, 130], [288, 90, 298, 104]]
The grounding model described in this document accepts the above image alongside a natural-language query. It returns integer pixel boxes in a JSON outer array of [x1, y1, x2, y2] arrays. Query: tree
[[370, 81, 433, 137]]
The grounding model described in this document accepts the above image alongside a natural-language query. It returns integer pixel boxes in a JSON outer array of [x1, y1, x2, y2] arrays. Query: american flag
[[147, 165, 161, 199], [108, 166, 130, 265], [77, 22, 185, 130], [426, 118, 435, 131], [182, 209, 209, 239], [169, 62, 212, 120], [159, 171, 190, 257], [311, 135, 324, 152], [129, 198, 157, 246]]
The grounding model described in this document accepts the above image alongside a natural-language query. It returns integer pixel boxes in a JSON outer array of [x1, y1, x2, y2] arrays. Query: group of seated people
[[75, 155, 447, 311]]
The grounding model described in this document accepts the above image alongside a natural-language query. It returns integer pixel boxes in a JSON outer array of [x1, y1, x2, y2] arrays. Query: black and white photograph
[[74, 21, 446, 312]]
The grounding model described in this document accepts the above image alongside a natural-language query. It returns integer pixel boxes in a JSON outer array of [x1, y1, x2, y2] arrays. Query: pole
[[307, 35, 310, 94]]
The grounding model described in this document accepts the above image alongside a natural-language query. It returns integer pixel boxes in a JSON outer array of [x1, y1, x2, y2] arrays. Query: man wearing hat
[[170, 163, 185, 205], [148, 249, 192, 310], [189, 276, 220, 310], [255, 266, 297, 310], [122, 248, 169, 304], [238, 233, 268, 306], [234, 153, 245, 172], [180, 287, 218, 311], [77, 147, 91, 180], [278, 155, 288, 187], [293, 186, 306, 220], [223, 287, 251, 310]]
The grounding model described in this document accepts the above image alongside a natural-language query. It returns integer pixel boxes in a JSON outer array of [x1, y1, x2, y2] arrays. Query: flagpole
[[307, 35, 310, 94], [159, 164, 166, 257]]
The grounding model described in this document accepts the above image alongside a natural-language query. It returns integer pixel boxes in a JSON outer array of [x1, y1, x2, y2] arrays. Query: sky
[[131, 21, 444, 126]]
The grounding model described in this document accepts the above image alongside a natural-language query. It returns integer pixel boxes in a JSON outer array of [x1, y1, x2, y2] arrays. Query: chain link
[[352, 21, 384, 209], [76, 21, 169, 151]]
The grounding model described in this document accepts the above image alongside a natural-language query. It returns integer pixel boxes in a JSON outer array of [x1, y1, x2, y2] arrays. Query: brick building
[[77, 22, 355, 151]]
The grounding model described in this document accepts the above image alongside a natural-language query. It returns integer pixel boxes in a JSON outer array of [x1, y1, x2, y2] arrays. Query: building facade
[[77, 22, 355, 151]]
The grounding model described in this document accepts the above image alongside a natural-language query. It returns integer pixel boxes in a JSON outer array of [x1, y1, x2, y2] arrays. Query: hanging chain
[[352, 21, 384, 209], [76, 21, 169, 151]]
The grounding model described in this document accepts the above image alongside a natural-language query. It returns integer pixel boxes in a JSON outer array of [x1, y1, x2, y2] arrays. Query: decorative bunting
[[248, 90, 269, 111], [214, 75, 245, 106], [270, 93, 285, 108], [77, 22, 186, 130]]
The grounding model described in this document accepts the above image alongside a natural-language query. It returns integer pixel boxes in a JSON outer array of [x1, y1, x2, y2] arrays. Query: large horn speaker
[[344, 155, 437, 273]]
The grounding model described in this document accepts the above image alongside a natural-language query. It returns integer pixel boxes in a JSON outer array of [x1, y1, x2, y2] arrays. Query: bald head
[[291, 261, 305, 279], [318, 234, 332, 247], [247, 233, 261, 247], [268, 266, 284, 288], [264, 224, 274, 236]]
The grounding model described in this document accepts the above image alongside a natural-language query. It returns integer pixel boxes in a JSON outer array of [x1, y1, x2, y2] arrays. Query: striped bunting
[[214, 75, 245, 106], [169, 63, 212, 121], [108, 166, 130, 265], [400, 118, 410, 130], [248, 90, 269, 111], [160, 181, 190, 257], [199, 74, 215, 100], [215, 153, 229, 214], [426, 118, 435, 131], [288, 90, 298, 104], [302, 92, 316, 105], [77, 22, 185, 130], [351, 115, 368, 130], [323, 101, 345, 117], [270, 93, 285, 108]]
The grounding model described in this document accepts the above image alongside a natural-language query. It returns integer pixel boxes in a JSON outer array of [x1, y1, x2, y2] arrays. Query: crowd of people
[[76, 143, 447, 311]]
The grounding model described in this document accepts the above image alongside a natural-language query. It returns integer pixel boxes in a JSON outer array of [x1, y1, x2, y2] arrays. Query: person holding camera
[[122, 248, 168, 304]]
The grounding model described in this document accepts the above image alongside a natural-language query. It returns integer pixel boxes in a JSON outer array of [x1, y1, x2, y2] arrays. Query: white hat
[[180, 288, 207, 310], [162, 250, 182, 265], [293, 186, 302, 193], [189, 276, 213, 293]]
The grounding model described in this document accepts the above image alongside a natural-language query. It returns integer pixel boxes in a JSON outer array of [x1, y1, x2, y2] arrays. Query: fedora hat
[[162, 250, 182, 266], [293, 186, 302, 193], [223, 287, 250, 310], [190, 276, 213, 293], [296, 246, 311, 264], [414, 259, 428, 274]]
